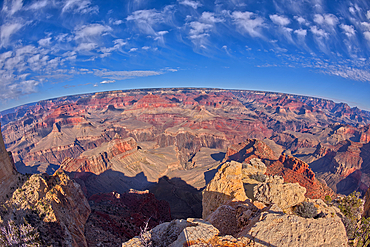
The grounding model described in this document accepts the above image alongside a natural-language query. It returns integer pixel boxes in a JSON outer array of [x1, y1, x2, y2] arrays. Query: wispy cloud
[[231, 11, 265, 38], [126, 5, 174, 40], [178, 0, 202, 9], [100, 80, 115, 84], [187, 12, 224, 46], [62, 0, 99, 14], [2, 0, 23, 16], [74, 24, 112, 41], [270, 14, 290, 26], [93, 69, 164, 80], [0, 23, 23, 47]]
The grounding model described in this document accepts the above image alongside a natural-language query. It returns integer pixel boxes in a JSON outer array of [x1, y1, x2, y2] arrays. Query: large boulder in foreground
[[202, 161, 247, 219], [253, 175, 306, 210], [239, 203, 348, 246]]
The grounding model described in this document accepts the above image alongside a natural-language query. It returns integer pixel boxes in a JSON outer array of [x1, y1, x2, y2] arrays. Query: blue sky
[[1, 0, 370, 111]]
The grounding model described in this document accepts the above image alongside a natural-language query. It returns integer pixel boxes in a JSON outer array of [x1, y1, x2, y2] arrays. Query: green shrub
[[249, 173, 267, 182], [295, 202, 318, 218], [325, 195, 332, 204]]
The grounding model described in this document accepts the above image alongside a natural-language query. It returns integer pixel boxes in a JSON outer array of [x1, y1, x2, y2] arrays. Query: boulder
[[122, 218, 219, 247], [239, 203, 348, 246], [202, 161, 247, 218], [241, 158, 266, 178], [254, 176, 306, 210]]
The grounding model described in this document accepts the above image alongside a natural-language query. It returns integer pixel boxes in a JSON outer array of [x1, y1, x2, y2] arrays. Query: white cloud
[[294, 16, 308, 25], [27, 0, 48, 10], [99, 39, 126, 56], [113, 20, 123, 25], [62, 0, 99, 14], [100, 80, 115, 84], [349, 7, 355, 15], [270, 14, 290, 26], [142, 46, 150, 50], [157, 31, 169, 36], [1, 23, 23, 47], [364, 31, 370, 42], [178, 0, 202, 9], [361, 22, 370, 31], [310, 26, 328, 37], [75, 24, 112, 40], [114, 39, 126, 46], [126, 6, 173, 36], [187, 12, 224, 46], [367, 10, 370, 19], [38, 37, 51, 46], [231, 11, 265, 38], [340, 24, 356, 37], [129, 48, 138, 52], [189, 21, 212, 40], [313, 14, 338, 27], [294, 28, 307, 37], [200, 12, 224, 24], [94, 69, 163, 80], [76, 42, 97, 51], [2, 0, 23, 16]]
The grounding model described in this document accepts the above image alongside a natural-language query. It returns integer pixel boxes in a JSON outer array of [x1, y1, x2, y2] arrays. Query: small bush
[[295, 202, 318, 218], [249, 173, 266, 182], [0, 219, 40, 247], [325, 195, 332, 204]]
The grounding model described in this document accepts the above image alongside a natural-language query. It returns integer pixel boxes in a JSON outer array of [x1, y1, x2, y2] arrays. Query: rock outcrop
[[0, 170, 91, 246], [0, 123, 18, 201], [253, 176, 306, 210], [202, 161, 247, 219], [61, 137, 137, 174], [240, 203, 348, 246]]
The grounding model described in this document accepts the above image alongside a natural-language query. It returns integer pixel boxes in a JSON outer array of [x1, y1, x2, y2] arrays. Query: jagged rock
[[279, 154, 315, 180], [0, 171, 91, 246], [225, 139, 278, 163], [253, 176, 306, 210], [363, 186, 370, 218], [238, 203, 348, 246], [0, 123, 18, 201], [206, 199, 259, 236], [122, 218, 219, 247], [202, 161, 247, 219], [241, 158, 266, 178]]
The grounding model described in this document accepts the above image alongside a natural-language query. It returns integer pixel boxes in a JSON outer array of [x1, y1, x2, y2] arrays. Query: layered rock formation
[[61, 137, 137, 174], [225, 139, 335, 200]]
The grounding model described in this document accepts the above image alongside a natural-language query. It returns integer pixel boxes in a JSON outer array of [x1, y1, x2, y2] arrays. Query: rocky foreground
[[123, 160, 348, 246]]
